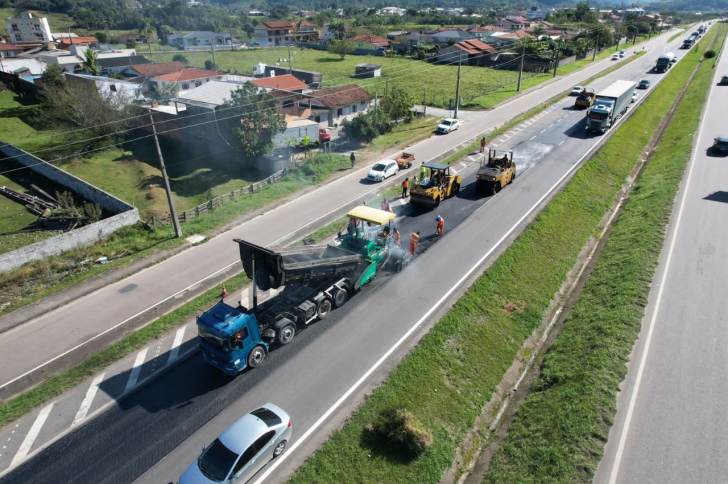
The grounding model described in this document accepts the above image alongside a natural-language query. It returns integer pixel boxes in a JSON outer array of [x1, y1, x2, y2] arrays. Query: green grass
[[483, 21, 727, 484], [0, 271, 248, 425], [285, 29, 688, 484], [670, 29, 686, 42], [0, 8, 74, 33]]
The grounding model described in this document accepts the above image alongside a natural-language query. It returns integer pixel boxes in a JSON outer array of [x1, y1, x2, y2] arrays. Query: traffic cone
[[221, 284, 228, 299]]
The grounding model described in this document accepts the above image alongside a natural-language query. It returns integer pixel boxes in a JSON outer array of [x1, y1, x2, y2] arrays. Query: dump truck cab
[[409, 162, 462, 208], [476, 149, 515, 195]]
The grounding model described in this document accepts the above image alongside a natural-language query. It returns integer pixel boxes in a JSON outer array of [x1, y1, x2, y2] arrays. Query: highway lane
[[1, 32, 694, 482], [594, 23, 728, 484], [0, 30, 683, 397]]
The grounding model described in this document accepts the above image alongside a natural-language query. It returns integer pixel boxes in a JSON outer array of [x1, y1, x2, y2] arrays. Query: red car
[[318, 128, 331, 143]]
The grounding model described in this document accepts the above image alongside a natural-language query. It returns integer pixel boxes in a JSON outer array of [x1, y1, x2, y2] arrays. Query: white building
[[5, 12, 53, 45]]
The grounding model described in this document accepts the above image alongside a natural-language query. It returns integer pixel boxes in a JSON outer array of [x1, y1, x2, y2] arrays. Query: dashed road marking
[[169, 327, 186, 362], [72, 373, 105, 428], [11, 403, 53, 467], [540, 129, 546, 134], [559, 140, 565, 146], [530, 135, 537, 140], [125, 347, 148, 393]]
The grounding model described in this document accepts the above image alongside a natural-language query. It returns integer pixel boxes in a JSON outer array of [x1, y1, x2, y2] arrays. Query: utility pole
[[210, 44, 217, 70], [454, 49, 462, 118], [148, 112, 182, 238], [287, 43, 293, 73], [552, 39, 561, 78], [517, 43, 525, 92], [592, 31, 600, 61]]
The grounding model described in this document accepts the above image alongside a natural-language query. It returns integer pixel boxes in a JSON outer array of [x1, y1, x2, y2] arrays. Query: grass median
[[285, 35, 687, 484], [484, 21, 726, 484]]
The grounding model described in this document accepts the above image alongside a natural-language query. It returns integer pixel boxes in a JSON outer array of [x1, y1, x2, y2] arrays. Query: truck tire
[[432, 196, 440, 208], [509, 170, 516, 184], [274, 318, 296, 345], [394, 260, 403, 273], [255, 267, 274, 291], [452, 183, 460, 195], [492, 182, 501, 195], [247, 345, 266, 368], [317, 299, 332, 319], [332, 288, 348, 308]]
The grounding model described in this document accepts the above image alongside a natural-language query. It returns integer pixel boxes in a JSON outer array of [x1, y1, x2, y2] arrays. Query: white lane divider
[[169, 327, 186, 362], [10, 403, 53, 467], [72, 373, 105, 428], [125, 348, 148, 393]]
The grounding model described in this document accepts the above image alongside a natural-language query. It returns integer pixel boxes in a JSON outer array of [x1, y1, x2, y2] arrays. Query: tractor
[[409, 162, 462, 209], [476, 149, 515, 196]]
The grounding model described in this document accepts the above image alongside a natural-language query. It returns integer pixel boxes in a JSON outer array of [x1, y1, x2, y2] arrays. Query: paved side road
[[0, 32, 677, 400]]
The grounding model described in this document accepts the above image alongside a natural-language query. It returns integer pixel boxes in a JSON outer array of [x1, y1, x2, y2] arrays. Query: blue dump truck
[[654, 52, 676, 73], [197, 206, 408, 375], [586, 80, 636, 134]]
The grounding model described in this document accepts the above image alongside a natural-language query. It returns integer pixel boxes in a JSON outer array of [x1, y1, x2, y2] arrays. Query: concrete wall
[[0, 142, 140, 272]]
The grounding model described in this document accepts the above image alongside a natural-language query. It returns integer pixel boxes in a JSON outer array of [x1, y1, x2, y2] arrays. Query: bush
[[299, 154, 347, 181], [342, 109, 393, 142], [172, 54, 189, 65], [704, 49, 716, 58], [367, 408, 433, 456]]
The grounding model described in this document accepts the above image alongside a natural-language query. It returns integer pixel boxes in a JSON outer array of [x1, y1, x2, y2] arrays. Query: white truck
[[586, 80, 637, 134]]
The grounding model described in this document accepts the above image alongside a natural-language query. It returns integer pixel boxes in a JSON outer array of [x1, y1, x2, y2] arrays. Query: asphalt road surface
[[1, 30, 696, 484], [594, 23, 728, 484], [0, 30, 681, 397]]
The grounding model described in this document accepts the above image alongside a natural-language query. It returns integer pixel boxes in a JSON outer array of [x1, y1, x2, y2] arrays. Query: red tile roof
[[129, 61, 187, 77], [151, 67, 222, 82], [346, 34, 390, 46], [251, 74, 308, 91], [310, 84, 373, 109], [455, 39, 497, 54], [260, 21, 316, 30], [57, 36, 99, 45], [0, 43, 24, 51]]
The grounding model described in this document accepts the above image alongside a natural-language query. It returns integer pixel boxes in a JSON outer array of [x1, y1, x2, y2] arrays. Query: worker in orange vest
[[401, 177, 409, 198], [409, 231, 420, 255], [392, 227, 401, 246], [436, 215, 445, 236]]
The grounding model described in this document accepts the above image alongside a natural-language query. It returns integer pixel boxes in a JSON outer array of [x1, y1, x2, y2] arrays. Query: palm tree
[[80, 48, 100, 76], [138, 20, 157, 57]]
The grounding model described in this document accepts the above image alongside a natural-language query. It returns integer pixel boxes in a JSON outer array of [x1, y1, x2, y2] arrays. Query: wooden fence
[[149, 168, 285, 227]]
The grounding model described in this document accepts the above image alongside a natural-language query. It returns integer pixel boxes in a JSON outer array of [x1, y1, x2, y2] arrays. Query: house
[[5, 13, 52, 45], [467, 25, 504, 38], [248, 10, 269, 17], [97, 55, 152, 75], [250, 74, 309, 93], [427, 29, 476, 45], [64, 73, 144, 102], [149, 67, 226, 93], [625, 7, 646, 16], [354, 63, 381, 78], [260, 65, 322, 88], [487, 30, 534, 46], [304, 84, 373, 127], [346, 34, 391, 50], [437, 39, 498, 65], [494, 17, 531, 31], [56, 37, 101, 50], [377, 7, 405, 16], [0, 43, 25, 59], [249, 76, 311, 117], [116, 33, 143, 44], [252, 21, 318, 47], [167, 31, 231, 49], [121, 61, 188, 79]]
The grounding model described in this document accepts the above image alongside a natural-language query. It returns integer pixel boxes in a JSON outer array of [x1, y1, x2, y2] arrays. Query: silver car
[[180, 403, 292, 484]]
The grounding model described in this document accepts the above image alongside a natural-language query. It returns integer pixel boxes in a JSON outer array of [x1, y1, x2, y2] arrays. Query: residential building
[[149, 67, 225, 93], [97, 55, 152, 75], [65, 73, 144, 102], [437, 39, 499, 65], [261, 65, 322, 88], [377, 6, 405, 16], [248, 10, 269, 17], [525, 9, 554, 20], [0, 43, 25, 58], [427, 29, 476, 45], [346, 34, 391, 50], [250, 75, 311, 117], [250, 74, 309, 93], [167, 31, 232, 49], [494, 16, 531, 31], [121, 61, 187, 79], [467, 25, 504, 38], [625, 7, 646, 16], [304, 84, 373, 127], [252, 21, 318, 47], [486, 30, 533, 46], [5, 12, 52, 45], [56, 37, 101, 50]]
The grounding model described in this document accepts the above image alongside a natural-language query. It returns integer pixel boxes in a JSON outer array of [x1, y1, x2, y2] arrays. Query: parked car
[[436, 118, 460, 134], [632, 91, 638, 103], [180, 404, 292, 484], [367, 160, 399, 182], [712, 136, 728, 155], [619, 50, 626, 57], [570, 85, 584, 96], [611, 54, 620, 60], [720, 75, 728, 85], [638, 79, 650, 89]]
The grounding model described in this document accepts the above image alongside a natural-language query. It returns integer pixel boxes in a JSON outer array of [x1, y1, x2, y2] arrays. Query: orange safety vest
[[402, 179, 408, 188], [409, 232, 420, 243]]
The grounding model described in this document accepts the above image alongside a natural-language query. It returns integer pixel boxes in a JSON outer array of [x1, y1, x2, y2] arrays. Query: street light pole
[[148, 112, 182, 238], [592, 31, 600, 61], [454, 49, 462, 118]]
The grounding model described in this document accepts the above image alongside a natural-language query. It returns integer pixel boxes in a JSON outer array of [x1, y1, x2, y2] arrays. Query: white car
[[631, 91, 638, 103], [619, 50, 626, 57], [570, 86, 584, 96], [436, 118, 460, 134], [367, 160, 399, 182], [611, 54, 620, 60]]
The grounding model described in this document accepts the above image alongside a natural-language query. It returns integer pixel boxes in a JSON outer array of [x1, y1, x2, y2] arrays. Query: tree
[[329, 40, 354, 59], [157, 25, 175, 44], [532, 24, 545, 37], [126, 38, 137, 49], [41, 64, 65, 91], [173, 53, 189, 65], [381, 86, 414, 123], [138, 20, 156, 56], [220, 82, 286, 161], [205, 59, 216, 70], [79, 48, 100, 76], [94, 31, 107, 44]]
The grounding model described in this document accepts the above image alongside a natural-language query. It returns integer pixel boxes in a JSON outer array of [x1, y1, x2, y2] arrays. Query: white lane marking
[[559, 140, 565, 146], [253, 116, 612, 484], [10, 403, 54, 467], [490, 143, 499, 148], [549, 123, 555, 127], [541, 129, 546, 134], [606, 52, 719, 484], [530, 135, 537, 141], [169, 327, 186, 362], [72, 373, 105, 427], [0, 261, 237, 392], [125, 348, 148, 393]]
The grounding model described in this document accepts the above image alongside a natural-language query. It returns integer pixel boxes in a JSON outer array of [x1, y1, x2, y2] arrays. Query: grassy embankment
[[484, 22, 727, 484], [283, 33, 703, 484]]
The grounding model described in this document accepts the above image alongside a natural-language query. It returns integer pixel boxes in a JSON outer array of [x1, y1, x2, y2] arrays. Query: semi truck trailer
[[586, 80, 636, 134]]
